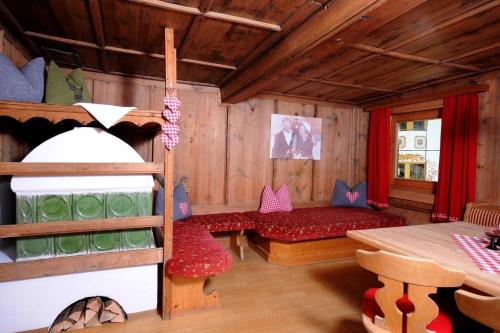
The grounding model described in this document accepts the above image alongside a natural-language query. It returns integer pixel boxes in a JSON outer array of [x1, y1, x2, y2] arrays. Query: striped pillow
[[467, 207, 500, 227]]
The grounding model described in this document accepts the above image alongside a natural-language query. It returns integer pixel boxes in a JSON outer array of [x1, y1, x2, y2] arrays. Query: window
[[391, 109, 442, 189]]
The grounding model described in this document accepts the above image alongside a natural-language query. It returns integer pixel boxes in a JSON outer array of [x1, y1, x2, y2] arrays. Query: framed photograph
[[269, 114, 322, 160]]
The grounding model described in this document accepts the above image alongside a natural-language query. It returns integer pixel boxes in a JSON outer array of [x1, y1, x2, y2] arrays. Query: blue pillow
[[0, 54, 44, 102], [155, 183, 192, 221], [332, 179, 371, 208]]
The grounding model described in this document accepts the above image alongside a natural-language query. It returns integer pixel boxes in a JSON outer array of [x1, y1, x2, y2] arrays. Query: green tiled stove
[[11, 127, 156, 261]]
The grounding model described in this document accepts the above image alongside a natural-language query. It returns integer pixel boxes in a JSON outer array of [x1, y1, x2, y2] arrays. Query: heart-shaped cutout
[[179, 202, 189, 215], [346, 191, 359, 203], [161, 133, 179, 150], [164, 96, 181, 113], [163, 108, 180, 123], [162, 123, 179, 137]]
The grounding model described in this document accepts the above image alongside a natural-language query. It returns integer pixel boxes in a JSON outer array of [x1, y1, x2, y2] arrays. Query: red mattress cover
[[167, 222, 233, 278], [184, 212, 256, 232], [245, 207, 406, 242]]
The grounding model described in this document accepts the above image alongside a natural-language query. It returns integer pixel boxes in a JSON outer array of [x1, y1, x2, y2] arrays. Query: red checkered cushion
[[467, 207, 500, 227], [246, 207, 406, 242], [166, 222, 233, 278], [259, 184, 293, 213], [184, 212, 256, 232], [363, 288, 453, 333]]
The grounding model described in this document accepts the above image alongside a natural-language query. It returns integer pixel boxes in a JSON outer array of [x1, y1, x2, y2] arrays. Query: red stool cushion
[[166, 222, 233, 278], [363, 288, 453, 333], [184, 212, 256, 232]]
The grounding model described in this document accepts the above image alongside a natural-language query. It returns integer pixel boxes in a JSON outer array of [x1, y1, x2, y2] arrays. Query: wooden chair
[[356, 250, 466, 333], [463, 202, 500, 227], [454, 290, 500, 333]]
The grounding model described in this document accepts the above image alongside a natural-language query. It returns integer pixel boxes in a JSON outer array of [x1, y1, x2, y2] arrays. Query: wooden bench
[[183, 212, 256, 259], [165, 222, 232, 317]]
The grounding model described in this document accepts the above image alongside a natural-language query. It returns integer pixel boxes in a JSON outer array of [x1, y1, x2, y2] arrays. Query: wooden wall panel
[[174, 90, 227, 205], [312, 104, 355, 201], [476, 76, 500, 205], [226, 99, 274, 204], [273, 101, 315, 202]]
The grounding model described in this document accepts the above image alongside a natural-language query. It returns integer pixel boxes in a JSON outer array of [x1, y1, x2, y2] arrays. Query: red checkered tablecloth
[[451, 234, 500, 274]]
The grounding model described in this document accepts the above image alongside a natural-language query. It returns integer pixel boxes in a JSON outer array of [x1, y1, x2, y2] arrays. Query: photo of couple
[[269, 114, 322, 160]]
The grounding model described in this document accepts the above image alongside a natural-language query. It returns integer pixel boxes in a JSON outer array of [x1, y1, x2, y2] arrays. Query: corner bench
[[183, 212, 256, 259], [166, 222, 233, 317]]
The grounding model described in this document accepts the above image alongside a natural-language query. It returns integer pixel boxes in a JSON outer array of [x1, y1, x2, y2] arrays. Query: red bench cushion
[[246, 207, 406, 242], [184, 212, 256, 232], [166, 222, 233, 278]]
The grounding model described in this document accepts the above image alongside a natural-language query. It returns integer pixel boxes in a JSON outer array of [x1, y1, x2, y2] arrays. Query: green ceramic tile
[[55, 234, 89, 256], [121, 229, 154, 249], [136, 192, 152, 216], [16, 236, 54, 260], [73, 193, 105, 220], [106, 193, 136, 218], [89, 231, 121, 253], [16, 195, 36, 224], [37, 194, 71, 222]]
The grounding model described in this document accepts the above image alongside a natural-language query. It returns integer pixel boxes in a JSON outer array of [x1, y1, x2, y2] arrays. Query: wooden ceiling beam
[[443, 41, 500, 63], [87, 0, 109, 72], [358, 65, 500, 106], [178, 0, 215, 59], [323, 1, 500, 83], [216, 0, 324, 87], [0, 1, 41, 57], [346, 43, 481, 72], [362, 84, 490, 111], [128, 0, 281, 31], [24, 31, 236, 71], [292, 75, 400, 93], [221, 0, 395, 103]]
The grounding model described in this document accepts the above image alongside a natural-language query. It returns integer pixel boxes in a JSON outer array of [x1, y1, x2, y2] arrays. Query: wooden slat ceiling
[[0, 0, 499, 105]]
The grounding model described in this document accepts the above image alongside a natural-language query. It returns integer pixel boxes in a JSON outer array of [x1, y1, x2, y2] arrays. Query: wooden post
[[0, 29, 4, 53], [162, 27, 176, 320]]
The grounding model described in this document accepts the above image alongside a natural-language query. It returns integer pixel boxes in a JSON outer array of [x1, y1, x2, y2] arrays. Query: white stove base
[[0, 262, 157, 333]]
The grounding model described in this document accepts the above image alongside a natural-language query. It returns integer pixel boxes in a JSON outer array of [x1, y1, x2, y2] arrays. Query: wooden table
[[347, 222, 500, 296]]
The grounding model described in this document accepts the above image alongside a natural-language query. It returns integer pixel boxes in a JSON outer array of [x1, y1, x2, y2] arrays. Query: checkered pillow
[[259, 184, 293, 213]]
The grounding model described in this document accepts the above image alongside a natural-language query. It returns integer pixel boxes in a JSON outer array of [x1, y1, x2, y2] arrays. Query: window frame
[[390, 109, 442, 192]]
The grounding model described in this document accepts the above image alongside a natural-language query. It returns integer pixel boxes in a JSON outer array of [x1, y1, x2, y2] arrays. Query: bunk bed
[[0, 28, 176, 322]]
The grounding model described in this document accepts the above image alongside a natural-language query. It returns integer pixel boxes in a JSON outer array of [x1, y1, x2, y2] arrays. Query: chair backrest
[[454, 290, 500, 332], [463, 202, 500, 227], [356, 250, 466, 333]]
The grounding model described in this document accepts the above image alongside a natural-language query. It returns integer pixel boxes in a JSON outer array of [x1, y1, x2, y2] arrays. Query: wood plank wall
[[0, 30, 366, 211]]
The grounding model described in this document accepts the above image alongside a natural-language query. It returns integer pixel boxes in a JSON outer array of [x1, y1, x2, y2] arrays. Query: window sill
[[389, 188, 434, 205]]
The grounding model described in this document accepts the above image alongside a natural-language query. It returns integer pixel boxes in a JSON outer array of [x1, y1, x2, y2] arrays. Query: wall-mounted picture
[[269, 114, 322, 160]]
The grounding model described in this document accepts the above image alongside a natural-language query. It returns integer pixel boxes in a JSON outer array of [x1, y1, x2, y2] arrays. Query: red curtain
[[367, 107, 391, 209], [432, 93, 479, 222]]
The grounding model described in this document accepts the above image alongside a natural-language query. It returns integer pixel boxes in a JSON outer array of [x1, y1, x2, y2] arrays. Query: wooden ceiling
[[0, 0, 499, 105]]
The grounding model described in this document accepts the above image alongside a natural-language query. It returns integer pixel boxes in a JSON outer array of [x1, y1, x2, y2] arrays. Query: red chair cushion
[[363, 288, 452, 333], [246, 207, 406, 242], [184, 212, 256, 232], [166, 222, 233, 278]]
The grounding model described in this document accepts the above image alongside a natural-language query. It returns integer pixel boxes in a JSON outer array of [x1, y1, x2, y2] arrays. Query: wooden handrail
[[0, 162, 164, 175], [0, 216, 164, 238], [0, 248, 164, 282]]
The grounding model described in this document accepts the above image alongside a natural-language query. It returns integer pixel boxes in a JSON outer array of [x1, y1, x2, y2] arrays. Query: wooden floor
[[28, 250, 377, 333]]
